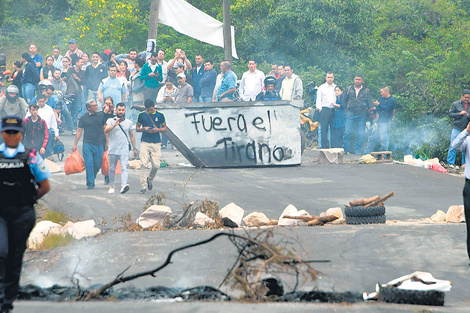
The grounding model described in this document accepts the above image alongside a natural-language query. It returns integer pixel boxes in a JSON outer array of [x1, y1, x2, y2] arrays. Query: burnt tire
[[378, 286, 445, 306], [344, 205, 385, 217], [346, 215, 386, 225]]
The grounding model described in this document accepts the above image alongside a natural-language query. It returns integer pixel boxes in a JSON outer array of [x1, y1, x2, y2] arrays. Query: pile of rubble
[[429, 205, 466, 223], [27, 220, 101, 249], [401, 155, 448, 173], [135, 202, 344, 230]]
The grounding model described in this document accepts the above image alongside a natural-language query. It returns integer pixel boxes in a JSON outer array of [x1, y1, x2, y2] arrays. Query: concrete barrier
[[157, 100, 303, 167]]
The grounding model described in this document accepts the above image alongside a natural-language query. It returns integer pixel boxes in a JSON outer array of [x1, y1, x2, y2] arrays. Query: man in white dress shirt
[[316, 72, 336, 149], [239, 60, 265, 102]]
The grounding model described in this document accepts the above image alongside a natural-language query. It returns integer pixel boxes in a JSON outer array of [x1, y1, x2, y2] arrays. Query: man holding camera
[[104, 102, 138, 194]]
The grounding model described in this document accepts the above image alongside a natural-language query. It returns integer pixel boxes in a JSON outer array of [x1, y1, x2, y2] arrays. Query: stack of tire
[[344, 205, 386, 225]]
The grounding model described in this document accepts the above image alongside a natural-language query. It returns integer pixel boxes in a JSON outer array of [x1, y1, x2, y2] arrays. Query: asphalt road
[[42, 132, 463, 224], [14, 132, 470, 312]]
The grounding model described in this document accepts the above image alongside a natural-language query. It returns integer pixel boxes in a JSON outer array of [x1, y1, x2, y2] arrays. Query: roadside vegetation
[[33, 201, 76, 250], [1, 0, 469, 160]]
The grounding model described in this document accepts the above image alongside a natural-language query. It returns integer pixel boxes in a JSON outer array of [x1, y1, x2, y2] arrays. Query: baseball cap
[[1, 116, 23, 132], [173, 61, 184, 69], [69, 39, 78, 44], [177, 73, 186, 79]]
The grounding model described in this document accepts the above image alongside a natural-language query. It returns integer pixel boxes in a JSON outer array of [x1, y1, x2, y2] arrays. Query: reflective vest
[[0, 149, 38, 206]]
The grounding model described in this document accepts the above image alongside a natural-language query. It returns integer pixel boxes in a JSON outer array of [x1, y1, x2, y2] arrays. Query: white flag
[[158, 0, 238, 59]]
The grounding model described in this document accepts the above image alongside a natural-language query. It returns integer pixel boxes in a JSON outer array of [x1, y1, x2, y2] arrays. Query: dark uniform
[[0, 116, 50, 312], [256, 76, 280, 101]]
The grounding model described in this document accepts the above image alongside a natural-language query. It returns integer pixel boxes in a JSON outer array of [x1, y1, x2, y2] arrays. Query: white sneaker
[[120, 184, 130, 194], [108, 188, 115, 194]]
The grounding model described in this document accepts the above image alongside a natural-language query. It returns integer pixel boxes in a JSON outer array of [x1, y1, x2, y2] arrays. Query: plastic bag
[[430, 163, 447, 173], [101, 151, 122, 175], [64, 150, 85, 175]]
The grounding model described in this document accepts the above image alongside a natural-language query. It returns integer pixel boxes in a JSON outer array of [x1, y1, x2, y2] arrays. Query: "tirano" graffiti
[[215, 137, 288, 163]]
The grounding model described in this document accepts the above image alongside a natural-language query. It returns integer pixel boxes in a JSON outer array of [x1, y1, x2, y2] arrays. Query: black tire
[[346, 215, 386, 225], [344, 205, 385, 217], [378, 286, 445, 306]]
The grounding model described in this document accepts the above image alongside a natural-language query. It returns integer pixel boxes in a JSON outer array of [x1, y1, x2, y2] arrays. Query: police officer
[[255, 76, 280, 101], [0, 116, 50, 312]]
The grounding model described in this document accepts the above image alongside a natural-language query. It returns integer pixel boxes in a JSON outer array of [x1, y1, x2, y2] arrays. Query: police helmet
[[38, 80, 52, 92], [264, 75, 277, 87], [6, 85, 19, 94]]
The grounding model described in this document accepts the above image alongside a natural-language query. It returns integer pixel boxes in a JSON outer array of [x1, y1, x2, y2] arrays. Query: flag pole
[[148, 0, 160, 40], [223, 0, 233, 63]]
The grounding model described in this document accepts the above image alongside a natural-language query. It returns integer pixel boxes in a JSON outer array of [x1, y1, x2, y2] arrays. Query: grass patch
[[35, 200, 69, 225], [35, 233, 75, 251], [43, 210, 69, 225]]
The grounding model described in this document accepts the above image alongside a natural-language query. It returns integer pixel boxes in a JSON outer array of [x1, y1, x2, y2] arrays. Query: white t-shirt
[[106, 118, 133, 155]]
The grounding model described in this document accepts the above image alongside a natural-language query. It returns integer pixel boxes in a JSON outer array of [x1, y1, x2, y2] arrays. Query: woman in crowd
[[81, 53, 90, 70], [40, 56, 57, 81], [60, 56, 72, 79], [156, 78, 178, 149], [116, 61, 130, 118], [156, 78, 178, 104], [7, 61, 23, 96], [102, 96, 115, 185], [117, 61, 130, 80], [129, 58, 145, 123], [331, 86, 345, 148], [103, 96, 115, 121]]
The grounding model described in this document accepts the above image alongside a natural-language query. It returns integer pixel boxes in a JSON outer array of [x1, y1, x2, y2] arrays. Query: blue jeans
[[343, 112, 366, 154], [83, 143, 104, 187], [22, 83, 36, 104], [61, 102, 74, 131], [44, 130, 54, 158], [447, 128, 466, 165], [78, 88, 89, 118], [331, 127, 344, 148], [71, 92, 83, 128], [125, 100, 131, 120], [131, 108, 140, 124], [88, 89, 99, 106], [200, 96, 212, 103], [365, 121, 392, 154], [109, 154, 129, 188]]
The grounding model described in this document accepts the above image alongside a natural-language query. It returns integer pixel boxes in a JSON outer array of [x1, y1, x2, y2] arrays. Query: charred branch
[[86, 231, 324, 300]]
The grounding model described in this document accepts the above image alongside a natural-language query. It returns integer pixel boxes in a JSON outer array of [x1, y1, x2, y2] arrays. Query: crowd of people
[[315, 73, 396, 154], [0, 39, 403, 193], [3, 39, 470, 312]]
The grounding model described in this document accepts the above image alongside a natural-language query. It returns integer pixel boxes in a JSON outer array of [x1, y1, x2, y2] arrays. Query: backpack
[[52, 138, 65, 161]]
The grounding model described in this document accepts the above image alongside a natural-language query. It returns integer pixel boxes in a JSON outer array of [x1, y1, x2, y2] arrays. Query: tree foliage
[[1, 0, 470, 160]]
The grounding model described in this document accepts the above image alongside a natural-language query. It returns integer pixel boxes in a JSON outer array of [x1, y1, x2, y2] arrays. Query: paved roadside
[[16, 133, 469, 312]]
